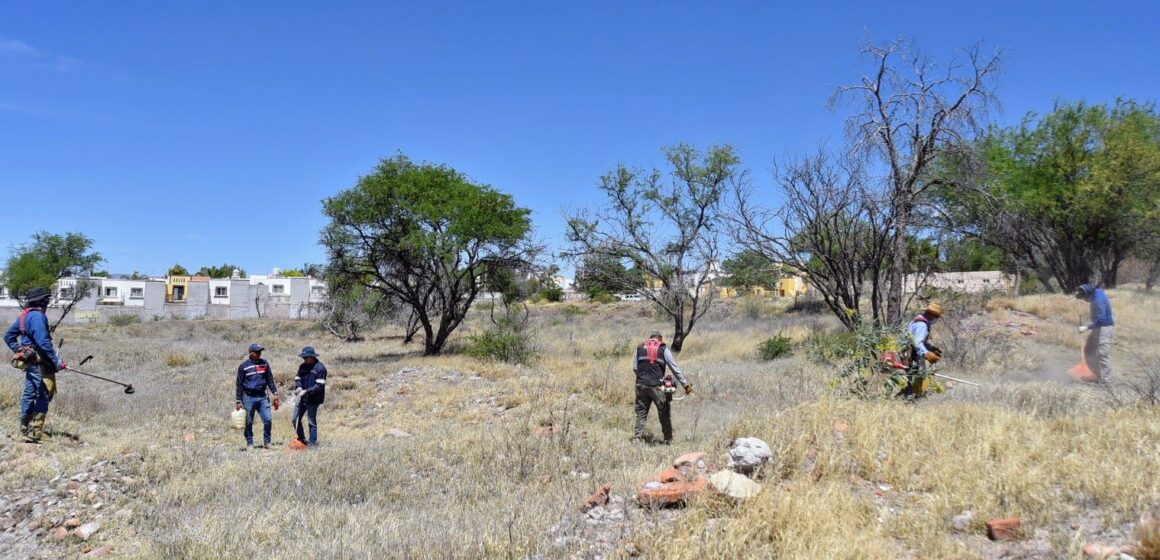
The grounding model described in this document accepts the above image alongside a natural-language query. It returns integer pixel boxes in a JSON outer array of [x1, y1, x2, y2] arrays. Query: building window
[[272, 285, 285, 295], [0, 288, 7, 298], [215, 287, 228, 297], [311, 286, 326, 297], [104, 287, 118, 298], [130, 287, 144, 299]]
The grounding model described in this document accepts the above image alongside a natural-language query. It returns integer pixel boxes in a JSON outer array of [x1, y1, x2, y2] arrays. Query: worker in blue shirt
[[4, 287, 66, 443], [291, 346, 328, 447], [1075, 284, 1115, 384], [235, 343, 280, 450]]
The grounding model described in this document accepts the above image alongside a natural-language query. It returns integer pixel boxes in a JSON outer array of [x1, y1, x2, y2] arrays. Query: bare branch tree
[[565, 144, 740, 351], [729, 151, 891, 330], [832, 39, 1001, 323]]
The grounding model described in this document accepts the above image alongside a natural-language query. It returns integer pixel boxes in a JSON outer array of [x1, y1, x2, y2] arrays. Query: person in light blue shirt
[[1075, 284, 1115, 384], [902, 302, 943, 397]]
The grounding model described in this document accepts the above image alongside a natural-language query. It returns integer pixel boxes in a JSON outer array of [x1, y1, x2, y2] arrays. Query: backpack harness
[[10, 307, 44, 370]]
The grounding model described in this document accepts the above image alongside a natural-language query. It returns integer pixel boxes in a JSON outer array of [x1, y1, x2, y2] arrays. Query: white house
[[95, 278, 154, 307]]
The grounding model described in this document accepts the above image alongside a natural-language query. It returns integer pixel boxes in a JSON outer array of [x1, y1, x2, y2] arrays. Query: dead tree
[[730, 152, 891, 330], [832, 39, 1001, 324]]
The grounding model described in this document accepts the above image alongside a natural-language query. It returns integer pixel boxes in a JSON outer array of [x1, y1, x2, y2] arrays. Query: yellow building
[[167, 276, 190, 302], [777, 276, 808, 297]]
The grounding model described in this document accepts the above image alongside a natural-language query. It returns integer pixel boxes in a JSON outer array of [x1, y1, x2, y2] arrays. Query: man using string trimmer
[[900, 303, 944, 398], [4, 287, 66, 443], [631, 330, 693, 445]]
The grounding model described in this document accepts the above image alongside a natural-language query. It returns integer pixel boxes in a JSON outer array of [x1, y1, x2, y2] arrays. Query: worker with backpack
[[631, 330, 693, 445], [900, 303, 944, 398], [4, 287, 67, 443]]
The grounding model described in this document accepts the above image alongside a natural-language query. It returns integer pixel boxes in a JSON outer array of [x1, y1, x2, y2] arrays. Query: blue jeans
[[242, 394, 273, 445], [292, 402, 320, 445], [22, 365, 54, 417]]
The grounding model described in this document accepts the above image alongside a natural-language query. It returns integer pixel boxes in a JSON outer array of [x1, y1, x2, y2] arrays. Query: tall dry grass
[[0, 290, 1155, 558]]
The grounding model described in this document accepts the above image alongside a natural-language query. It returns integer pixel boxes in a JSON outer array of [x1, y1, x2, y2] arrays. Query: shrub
[[467, 329, 535, 365], [562, 305, 586, 317], [787, 297, 828, 315], [593, 340, 631, 360], [757, 335, 792, 360], [740, 296, 772, 321], [591, 292, 618, 304], [109, 314, 141, 326], [165, 353, 195, 368]]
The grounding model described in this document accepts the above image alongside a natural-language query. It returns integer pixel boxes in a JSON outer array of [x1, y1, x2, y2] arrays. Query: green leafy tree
[[941, 237, 1005, 272], [2, 231, 102, 329], [572, 254, 638, 298], [300, 263, 325, 278], [942, 99, 1160, 290], [167, 263, 190, 276], [195, 264, 246, 278], [566, 144, 741, 351], [280, 269, 306, 277], [321, 153, 535, 355], [720, 250, 780, 291]]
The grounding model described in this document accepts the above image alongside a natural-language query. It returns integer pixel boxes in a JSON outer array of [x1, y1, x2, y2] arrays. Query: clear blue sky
[[2, 1, 1157, 277]]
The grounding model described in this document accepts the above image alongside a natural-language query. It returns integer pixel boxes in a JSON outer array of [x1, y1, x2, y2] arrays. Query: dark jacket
[[295, 360, 328, 405], [4, 307, 62, 374], [236, 358, 277, 401]]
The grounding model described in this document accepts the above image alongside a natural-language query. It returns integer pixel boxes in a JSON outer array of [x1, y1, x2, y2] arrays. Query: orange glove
[[924, 349, 942, 364], [684, 384, 694, 395]]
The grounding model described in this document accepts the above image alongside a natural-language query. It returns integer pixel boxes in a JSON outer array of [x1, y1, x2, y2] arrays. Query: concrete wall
[[0, 276, 325, 325]]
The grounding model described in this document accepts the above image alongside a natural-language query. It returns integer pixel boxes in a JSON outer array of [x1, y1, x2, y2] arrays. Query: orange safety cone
[[1068, 353, 1099, 383], [288, 439, 309, 451]]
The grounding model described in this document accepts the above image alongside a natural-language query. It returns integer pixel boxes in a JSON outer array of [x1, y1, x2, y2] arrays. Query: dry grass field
[[1, 289, 1159, 559]]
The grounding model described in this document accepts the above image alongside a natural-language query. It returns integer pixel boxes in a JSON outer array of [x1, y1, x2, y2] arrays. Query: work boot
[[24, 413, 46, 443], [19, 414, 31, 437]]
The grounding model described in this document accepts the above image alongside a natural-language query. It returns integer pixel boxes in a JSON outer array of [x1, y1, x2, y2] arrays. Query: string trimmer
[[64, 355, 136, 394]]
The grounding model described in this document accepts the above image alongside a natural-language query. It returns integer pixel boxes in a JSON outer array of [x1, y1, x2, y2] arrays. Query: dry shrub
[[165, 353, 194, 368], [1135, 509, 1160, 560], [53, 386, 107, 422]]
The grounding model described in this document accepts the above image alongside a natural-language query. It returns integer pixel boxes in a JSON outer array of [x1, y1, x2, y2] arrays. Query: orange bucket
[[288, 439, 309, 451]]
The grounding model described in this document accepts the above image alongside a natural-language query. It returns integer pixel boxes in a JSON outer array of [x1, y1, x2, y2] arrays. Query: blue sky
[[2, 1, 1157, 277]]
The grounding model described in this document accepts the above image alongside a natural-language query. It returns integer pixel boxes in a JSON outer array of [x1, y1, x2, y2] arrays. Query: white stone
[[709, 470, 763, 499], [386, 428, 412, 438], [75, 521, 100, 541], [726, 437, 772, 474], [952, 511, 974, 532]]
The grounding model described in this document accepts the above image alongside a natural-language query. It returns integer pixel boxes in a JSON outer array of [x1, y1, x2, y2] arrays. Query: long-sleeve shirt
[[236, 358, 278, 401], [633, 343, 690, 387], [1087, 289, 1115, 329], [4, 308, 62, 370], [294, 360, 328, 405], [908, 317, 932, 358]]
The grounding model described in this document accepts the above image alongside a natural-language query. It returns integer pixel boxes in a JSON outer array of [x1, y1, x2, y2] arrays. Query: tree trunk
[[886, 205, 910, 326], [1146, 259, 1160, 291], [670, 309, 687, 353]]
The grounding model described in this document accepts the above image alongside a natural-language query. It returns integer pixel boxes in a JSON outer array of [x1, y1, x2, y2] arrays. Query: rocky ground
[[0, 432, 144, 559]]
